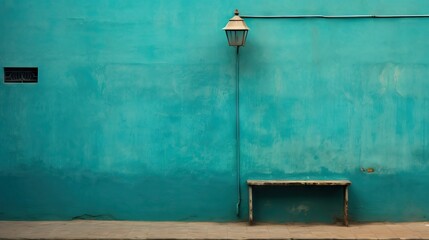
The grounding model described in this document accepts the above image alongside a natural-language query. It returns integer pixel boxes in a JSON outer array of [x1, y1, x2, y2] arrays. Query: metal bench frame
[[247, 180, 351, 226]]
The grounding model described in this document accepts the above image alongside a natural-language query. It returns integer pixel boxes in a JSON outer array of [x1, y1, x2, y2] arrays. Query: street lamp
[[223, 9, 249, 218], [223, 9, 249, 47]]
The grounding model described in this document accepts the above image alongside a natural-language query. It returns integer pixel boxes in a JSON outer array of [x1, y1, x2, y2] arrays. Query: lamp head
[[223, 9, 249, 47]]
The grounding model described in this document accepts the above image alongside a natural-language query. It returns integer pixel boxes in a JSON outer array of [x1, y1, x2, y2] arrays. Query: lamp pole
[[223, 9, 249, 217], [235, 45, 241, 217]]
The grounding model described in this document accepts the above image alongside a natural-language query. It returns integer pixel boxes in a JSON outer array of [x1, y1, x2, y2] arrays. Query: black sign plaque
[[4, 67, 38, 83]]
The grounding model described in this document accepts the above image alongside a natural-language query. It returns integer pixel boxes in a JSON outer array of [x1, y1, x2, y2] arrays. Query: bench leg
[[248, 185, 253, 225], [343, 185, 349, 226]]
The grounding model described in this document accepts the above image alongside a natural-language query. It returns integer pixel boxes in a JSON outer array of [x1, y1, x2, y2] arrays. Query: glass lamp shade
[[223, 9, 249, 47], [225, 30, 249, 46]]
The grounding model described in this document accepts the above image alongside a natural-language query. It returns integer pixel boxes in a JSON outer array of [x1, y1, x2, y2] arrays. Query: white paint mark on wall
[[289, 204, 310, 214]]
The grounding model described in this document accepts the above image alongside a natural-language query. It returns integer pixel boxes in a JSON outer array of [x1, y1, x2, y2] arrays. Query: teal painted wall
[[1, 0, 428, 222]]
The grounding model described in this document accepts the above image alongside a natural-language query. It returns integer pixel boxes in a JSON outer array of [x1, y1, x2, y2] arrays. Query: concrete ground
[[0, 221, 429, 239]]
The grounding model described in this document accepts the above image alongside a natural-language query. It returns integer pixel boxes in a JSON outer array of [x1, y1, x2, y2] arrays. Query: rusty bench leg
[[248, 185, 253, 225], [343, 185, 349, 226]]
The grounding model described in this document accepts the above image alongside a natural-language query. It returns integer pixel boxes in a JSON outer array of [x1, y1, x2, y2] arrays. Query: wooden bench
[[247, 180, 351, 226]]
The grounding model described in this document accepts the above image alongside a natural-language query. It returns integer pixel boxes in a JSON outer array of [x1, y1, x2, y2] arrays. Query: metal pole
[[235, 46, 241, 217]]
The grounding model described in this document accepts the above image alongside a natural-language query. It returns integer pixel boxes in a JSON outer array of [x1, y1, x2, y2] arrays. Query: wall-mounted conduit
[[233, 12, 429, 218], [241, 14, 429, 19], [232, 12, 429, 218]]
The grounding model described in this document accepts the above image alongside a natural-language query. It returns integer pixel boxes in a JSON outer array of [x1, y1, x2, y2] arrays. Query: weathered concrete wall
[[1, 0, 428, 222]]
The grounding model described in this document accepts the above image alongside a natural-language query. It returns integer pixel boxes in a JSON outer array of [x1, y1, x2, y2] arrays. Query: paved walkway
[[0, 221, 429, 239]]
